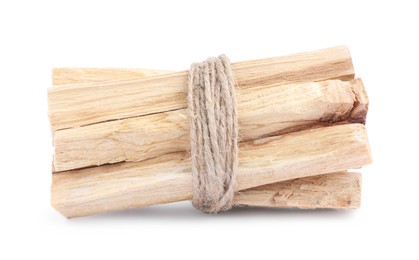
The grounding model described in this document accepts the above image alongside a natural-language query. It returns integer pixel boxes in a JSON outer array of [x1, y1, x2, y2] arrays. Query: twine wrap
[[187, 55, 238, 213]]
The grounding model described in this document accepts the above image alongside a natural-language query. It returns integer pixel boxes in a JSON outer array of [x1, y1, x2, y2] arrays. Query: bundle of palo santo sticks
[[48, 46, 371, 218]]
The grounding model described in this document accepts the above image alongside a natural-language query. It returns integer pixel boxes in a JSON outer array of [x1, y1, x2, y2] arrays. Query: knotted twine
[[187, 55, 238, 213]]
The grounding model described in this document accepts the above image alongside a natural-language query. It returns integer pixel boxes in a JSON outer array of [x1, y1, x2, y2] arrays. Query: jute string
[[187, 55, 238, 213]]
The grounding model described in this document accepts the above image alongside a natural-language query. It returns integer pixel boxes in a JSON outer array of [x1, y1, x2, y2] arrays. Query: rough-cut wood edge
[[235, 172, 361, 209], [52, 78, 368, 172], [51, 124, 371, 218], [349, 78, 369, 124], [48, 46, 354, 131]]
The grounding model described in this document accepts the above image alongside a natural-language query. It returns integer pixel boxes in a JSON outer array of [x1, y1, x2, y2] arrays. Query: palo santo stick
[[52, 124, 371, 218], [48, 46, 354, 131], [53, 78, 368, 172], [52, 68, 171, 85], [235, 172, 361, 209]]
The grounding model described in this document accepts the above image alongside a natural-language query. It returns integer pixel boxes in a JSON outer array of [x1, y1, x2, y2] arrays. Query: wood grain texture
[[52, 68, 171, 85], [51, 124, 371, 218], [53, 78, 368, 172], [236, 172, 361, 209], [48, 46, 354, 131]]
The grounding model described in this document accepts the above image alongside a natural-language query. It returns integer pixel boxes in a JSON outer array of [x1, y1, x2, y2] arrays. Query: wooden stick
[[235, 172, 361, 209], [48, 46, 354, 131], [53, 68, 171, 85], [52, 78, 367, 172], [51, 124, 371, 218]]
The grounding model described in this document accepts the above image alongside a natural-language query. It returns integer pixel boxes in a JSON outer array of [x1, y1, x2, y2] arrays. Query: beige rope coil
[[187, 55, 239, 213]]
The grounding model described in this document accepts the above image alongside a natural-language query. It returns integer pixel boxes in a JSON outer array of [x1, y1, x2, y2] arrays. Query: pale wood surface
[[48, 46, 354, 131], [52, 124, 371, 218], [53, 78, 368, 172], [236, 172, 361, 209], [53, 68, 170, 85]]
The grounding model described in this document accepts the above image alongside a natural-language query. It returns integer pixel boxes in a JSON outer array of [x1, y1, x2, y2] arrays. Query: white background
[[1, 0, 418, 259]]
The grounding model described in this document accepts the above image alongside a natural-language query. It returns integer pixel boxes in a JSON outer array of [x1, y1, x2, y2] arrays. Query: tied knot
[[187, 55, 238, 213]]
